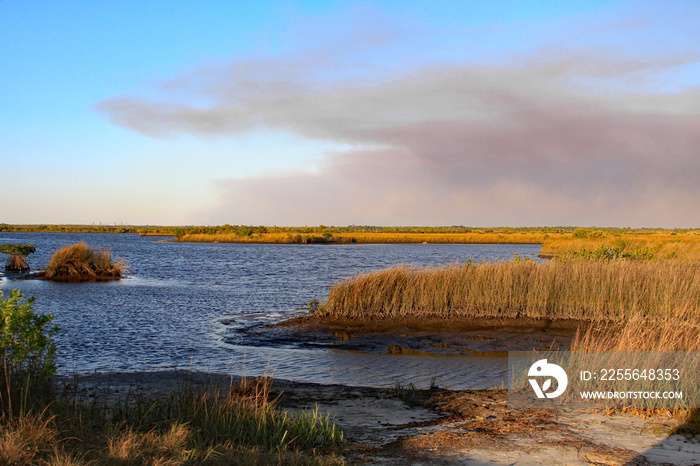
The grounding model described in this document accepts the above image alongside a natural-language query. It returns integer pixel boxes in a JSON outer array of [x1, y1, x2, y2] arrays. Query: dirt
[[55, 370, 700, 465]]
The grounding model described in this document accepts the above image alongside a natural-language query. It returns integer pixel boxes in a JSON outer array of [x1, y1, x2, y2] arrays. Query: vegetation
[[0, 381, 344, 465], [4, 224, 700, 260], [1, 378, 345, 464], [177, 230, 551, 245], [558, 239, 656, 260], [42, 242, 126, 282], [539, 231, 700, 260], [0, 244, 36, 272], [318, 256, 700, 414], [172, 225, 565, 243], [0, 289, 58, 416], [170, 226, 700, 261], [0, 290, 344, 465], [319, 260, 700, 323], [1, 223, 144, 234]]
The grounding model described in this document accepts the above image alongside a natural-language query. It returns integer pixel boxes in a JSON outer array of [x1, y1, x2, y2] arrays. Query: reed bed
[[42, 242, 125, 282], [176, 229, 700, 261], [539, 232, 700, 260], [572, 317, 700, 352], [177, 231, 551, 245], [320, 261, 700, 323]]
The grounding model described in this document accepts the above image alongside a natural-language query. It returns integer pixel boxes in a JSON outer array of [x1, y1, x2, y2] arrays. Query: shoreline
[[54, 370, 700, 465], [5, 228, 700, 260], [281, 313, 585, 332]]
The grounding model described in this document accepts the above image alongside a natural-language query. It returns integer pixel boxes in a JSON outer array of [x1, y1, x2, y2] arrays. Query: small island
[[1, 243, 36, 272], [42, 242, 126, 282]]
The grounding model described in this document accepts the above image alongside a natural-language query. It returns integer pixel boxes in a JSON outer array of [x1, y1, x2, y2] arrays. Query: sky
[[1, 1, 698, 227]]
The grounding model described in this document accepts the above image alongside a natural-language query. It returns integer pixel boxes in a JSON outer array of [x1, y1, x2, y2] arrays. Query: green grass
[[0, 376, 344, 465]]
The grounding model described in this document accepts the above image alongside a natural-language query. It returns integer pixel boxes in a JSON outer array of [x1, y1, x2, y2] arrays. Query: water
[[0, 232, 551, 389]]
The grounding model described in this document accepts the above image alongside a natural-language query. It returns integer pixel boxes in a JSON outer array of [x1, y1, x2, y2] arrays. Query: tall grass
[[572, 317, 700, 352], [176, 231, 551, 245], [42, 242, 126, 282], [0, 376, 344, 465], [144, 377, 344, 452], [539, 232, 700, 260], [175, 229, 700, 261], [320, 261, 700, 323]]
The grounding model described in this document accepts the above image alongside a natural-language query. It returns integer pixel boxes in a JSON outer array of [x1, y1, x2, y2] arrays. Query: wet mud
[[221, 315, 576, 356]]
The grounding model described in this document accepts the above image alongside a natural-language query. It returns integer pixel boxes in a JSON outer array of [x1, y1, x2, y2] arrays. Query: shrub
[[0, 244, 36, 272], [572, 228, 605, 239], [562, 239, 655, 261], [42, 242, 126, 282], [0, 289, 58, 415]]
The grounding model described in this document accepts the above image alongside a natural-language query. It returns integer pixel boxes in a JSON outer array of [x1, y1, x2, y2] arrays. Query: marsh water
[[0, 232, 570, 389]]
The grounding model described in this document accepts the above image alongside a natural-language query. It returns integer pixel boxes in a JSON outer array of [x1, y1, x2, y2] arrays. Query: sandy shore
[[54, 370, 699, 465]]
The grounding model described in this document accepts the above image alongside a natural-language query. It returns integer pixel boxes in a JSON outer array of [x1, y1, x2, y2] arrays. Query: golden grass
[[572, 317, 700, 352], [0, 377, 344, 465], [0, 411, 56, 465], [176, 229, 700, 261], [42, 242, 126, 282], [539, 232, 700, 260], [177, 231, 552, 244], [106, 424, 191, 464], [320, 260, 700, 323]]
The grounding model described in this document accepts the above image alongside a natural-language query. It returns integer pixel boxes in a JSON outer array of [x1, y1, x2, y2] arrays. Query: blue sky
[[2, 1, 698, 226]]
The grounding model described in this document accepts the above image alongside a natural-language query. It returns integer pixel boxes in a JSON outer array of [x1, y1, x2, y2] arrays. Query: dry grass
[[539, 232, 700, 260], [572, 317, 700, 352], [105, 423, 191, 464], [42, 242, 126, 282], [177, 231, 552, 245], [0, 411, 56, 465], [4, 254, 30, 271], [176, 231, 700, 260], [0, 377, 344, 465], [176, 230, 700, 261], [320, 260, 700, 323], [322, 259, 700, 411]]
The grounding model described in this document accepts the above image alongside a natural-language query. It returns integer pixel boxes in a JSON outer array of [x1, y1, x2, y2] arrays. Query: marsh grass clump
[[42, 242, 126, 282], [1, 244, 36, 272]]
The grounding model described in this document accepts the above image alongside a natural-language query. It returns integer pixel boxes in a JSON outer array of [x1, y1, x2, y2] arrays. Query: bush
[[563, 239, 656, 261], [42, 242, 126, 282], [572, 228, 605, 239], [0, 289, 58, 415]]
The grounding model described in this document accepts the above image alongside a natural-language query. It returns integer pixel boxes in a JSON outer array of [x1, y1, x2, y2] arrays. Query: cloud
[[97, 44, 700, 226]]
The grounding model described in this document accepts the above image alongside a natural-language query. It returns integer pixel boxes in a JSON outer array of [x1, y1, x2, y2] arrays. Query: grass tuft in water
[[42, 242, 126, 282]]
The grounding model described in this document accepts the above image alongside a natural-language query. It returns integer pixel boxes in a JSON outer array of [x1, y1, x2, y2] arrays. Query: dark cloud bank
[[98, 53, 700, 227]]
